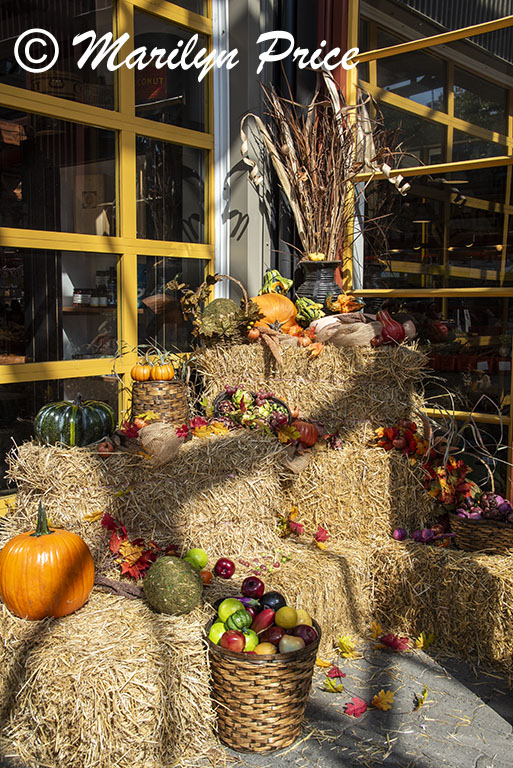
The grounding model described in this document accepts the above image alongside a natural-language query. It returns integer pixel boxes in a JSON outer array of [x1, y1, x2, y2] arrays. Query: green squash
[[143, 556, 203, 615], [34, 397, 115, 447]]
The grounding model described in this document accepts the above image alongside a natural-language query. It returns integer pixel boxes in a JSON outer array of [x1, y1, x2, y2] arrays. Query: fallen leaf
[[323, 677, 344, 693], [337, 635, 362, 659], [316, 658, 332, 668], [344, 697, 368, 718], [415, 631, 435, 651], [372, 689, 395, 711], [413, 685, 428, 711], [370, 620, 383, 639], [327, 666, 346, 678], [315, 540, 327, 550], [378, 633, 410, 652], [315, 525, 329, 542], [84, 510, 104, 522], [289, 519, 305, 535], [277, 424, 301, 444]]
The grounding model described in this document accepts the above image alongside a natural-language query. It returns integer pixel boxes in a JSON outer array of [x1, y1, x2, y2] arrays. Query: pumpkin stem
[[32, 501, 54, 537], [74, 395, 83, 406]]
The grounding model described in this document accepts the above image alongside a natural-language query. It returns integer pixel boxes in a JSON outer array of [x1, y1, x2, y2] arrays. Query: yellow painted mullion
[[342, 0, 360, 292], [385, 260, 509, 282], [129, 0, 212, 34], [0, 85, 213, 150], [368, 22, 377, 90], [424, 408, 510, 426], [349, 287, 513, 297], [0, 358, 131, 385], [357, 154, 513, 182], [361, 80, 512, 148], [357, 14, 513, 63]]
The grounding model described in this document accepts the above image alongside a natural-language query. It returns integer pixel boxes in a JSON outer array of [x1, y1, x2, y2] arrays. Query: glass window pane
[[164, 0, 206, 14], [0, 376, 119, 494], [0, 2, 114, 109], [454, 68, 507, 135], [0, 248, 119, 364], [376, 29, 446, 111], [452, 131, 507, 163], [134, 10, 205, 132], [377, 104, 445, 165], [136, 137, 205, 242], [0, 107, 116, 235], [356, 295, 512, 415], [447, 166, 507, 204], [137, 256, 207, 350]]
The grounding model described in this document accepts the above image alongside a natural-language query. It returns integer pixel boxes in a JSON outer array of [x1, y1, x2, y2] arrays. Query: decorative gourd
[[0, 501, 95, 620], [131, 362, 151, 381], [251, 294, 297, 333], [143, 556, 203, 615], [291, 419, 319, 447], [34, 396, 115, 447], [149, 364, 175, 381]]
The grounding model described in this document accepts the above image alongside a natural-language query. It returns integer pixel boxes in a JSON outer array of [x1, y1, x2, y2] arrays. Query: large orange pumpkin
[[0, 502, 95, 620], [251, 294, 297, 333]]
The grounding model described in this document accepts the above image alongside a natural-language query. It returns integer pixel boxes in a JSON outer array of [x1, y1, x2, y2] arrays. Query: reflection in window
[[378, 104, 445, 165], [0, 108, 116, 234], [136, 138, 205, 242], [454, 68, 507, 134]]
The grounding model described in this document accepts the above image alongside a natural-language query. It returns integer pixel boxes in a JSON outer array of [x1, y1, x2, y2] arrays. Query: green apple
[[243, 629, 259, 652], [184, 548, 208, 570], [218, 598, 244, 623], [208, 621, 226, 645]]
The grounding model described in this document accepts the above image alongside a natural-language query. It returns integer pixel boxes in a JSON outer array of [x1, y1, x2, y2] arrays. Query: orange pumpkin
[[286, 324, 304, 337], [298, 336, 312, 347], [0, 502, 95, 620], [248, 327, 261, 340], [131, 362, 151, 381], [251, 294, 297, 333], [97, 439, 114, 456], [291, 419, 319, 447], [150, 365, 175, 381]]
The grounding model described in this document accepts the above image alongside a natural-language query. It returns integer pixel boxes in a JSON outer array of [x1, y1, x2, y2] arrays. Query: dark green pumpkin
[[34, 397, 115, 447]]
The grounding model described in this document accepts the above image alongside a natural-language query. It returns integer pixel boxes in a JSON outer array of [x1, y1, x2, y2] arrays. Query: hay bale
[[284, 448, 437, 544], [196, 343, 428, 437], [6, 432, 287, 560], [0, 593, 218, 768], [369, 542, 513, 671]]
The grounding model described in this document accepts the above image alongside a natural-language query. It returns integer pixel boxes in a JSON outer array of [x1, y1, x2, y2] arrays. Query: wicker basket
[[212, 391, 292, 425], [131, 380, 189, 426], [449, 513, 513, 553], [207, 620, 320, 752]]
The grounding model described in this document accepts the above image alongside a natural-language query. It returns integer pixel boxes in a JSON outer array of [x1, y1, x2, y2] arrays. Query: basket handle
[[215, 274, 251, 313]]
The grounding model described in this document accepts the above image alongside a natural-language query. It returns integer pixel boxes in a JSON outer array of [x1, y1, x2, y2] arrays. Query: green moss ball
[[143, 556, 203, 615]]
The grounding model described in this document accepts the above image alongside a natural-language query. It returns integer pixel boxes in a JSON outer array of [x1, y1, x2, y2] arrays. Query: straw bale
[[6, 431, 288, 561], [368, 542, 513, 671], [0, 592, 218, 768], [283, 447, 437, 544], [196, 343, 428, 437]]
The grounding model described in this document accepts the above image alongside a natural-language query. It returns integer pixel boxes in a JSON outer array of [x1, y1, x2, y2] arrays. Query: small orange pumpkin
[[248, 327, 261, 340], [298, 336, 312, 347], [286, 324, 304, 338], [97, 439, 114, 456], [291, 419, 319, 447], [0, 502, 95, 620], [131, 362, 151, 381], [150, 365, 175, 381], [251, 294, 297, 333]]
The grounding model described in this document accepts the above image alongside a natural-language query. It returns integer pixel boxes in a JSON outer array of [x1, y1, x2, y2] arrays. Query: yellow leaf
[[135, 410, 160, 421], [371, 621, 383, 640], [337, 635, 362, 659], [316, 658, 332, 668], [118, 540, 145, 567], [413, 685, 428, 711], [276, 424, 301, 444], [113, 486, 134, 497], [209, 422, 230, 436], [83, 510, 104, 522], [323, 677, 344, 693], [372, 689, 395, 711], [315, 540, 327, 550], [415, 631, 435, 650]]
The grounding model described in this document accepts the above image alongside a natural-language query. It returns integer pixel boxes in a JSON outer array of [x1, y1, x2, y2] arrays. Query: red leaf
[[190, 416, 207, 429], [109, 530, 126, 554], [315, 525, 329, 543], [327, 666, 346, 678], [176, 424, 189, 439], [101, 513, 118, 531], [344, 697, 368, 718], [289, 520, 305, 535], [379, 633, 410, 652]]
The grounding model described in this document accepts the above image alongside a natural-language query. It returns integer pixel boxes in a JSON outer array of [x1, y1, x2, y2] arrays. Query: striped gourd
[[34, 397, 115, 447]]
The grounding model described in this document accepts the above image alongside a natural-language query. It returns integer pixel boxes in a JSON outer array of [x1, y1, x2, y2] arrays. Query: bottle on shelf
[[107, 267, 117, 307]]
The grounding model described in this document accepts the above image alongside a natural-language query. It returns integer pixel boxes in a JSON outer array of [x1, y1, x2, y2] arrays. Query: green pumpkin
[[34, 397, 115, 447], [143, 556, 203, 615], [225, 609, 253, 631]]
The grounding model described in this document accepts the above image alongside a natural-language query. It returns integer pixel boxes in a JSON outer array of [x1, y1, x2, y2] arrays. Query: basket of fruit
[[450, 492, 513, 553], [212, 387, 291, 431], [206, 577, 320, 753]]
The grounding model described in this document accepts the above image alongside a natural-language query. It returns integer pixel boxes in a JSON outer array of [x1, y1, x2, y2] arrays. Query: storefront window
[[165, 0, 206, 14], [377, 104, 445, 165], [454, 68, 508, 135]]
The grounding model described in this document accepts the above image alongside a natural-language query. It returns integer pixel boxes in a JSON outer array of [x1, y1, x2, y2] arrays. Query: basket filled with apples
[[206, 575, 321, 752]]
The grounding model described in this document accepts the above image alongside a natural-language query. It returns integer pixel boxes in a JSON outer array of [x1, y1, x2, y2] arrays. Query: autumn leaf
[[372, 689, 395, 711], [209, 421, 230, 436], [101, 513, 118, 531], [315, 525, 329, 543], [378, 633, 410, 652], [176, 424, 189, 439], [370, 620, 383, 639], [276, 424, 301, 444], [289, 519, 305, 535], [413, 685, 428, 711], [118, 539, 145, 567], [415, 631, 435, 651], [109, 530, 126, 555], [337, 635, 362, 659], [323, 677, 344, 693], [344, 697, 368, 718], [83, 510, 104, 522], [315, 540, 327, 550], [316, 658, 332, 668], [327, 666, 346, 678]]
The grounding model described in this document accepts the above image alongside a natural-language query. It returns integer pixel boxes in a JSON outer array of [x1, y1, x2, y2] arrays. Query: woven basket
[[449, 513, 513, 553], [212, 391, 292, 425], [131, 380, 189, 426], [207, 620, 320, 752]]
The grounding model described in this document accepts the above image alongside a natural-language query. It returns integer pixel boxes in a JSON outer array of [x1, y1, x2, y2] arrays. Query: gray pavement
[[223, 644, 513, 768]]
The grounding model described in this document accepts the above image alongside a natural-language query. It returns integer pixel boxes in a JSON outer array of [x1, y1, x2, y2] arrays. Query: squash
[[34, 397, 115, 447], [131, 362, 151, 381], [251, 294, 297, 333], [150, 365, 175, 381], [143, 556, 203, 615], [291, 419, 319, 447], [0, 501, 95, 620]]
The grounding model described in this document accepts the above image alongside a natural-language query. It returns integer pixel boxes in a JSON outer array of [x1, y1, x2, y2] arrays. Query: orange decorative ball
[[0, 502, 95, 620]]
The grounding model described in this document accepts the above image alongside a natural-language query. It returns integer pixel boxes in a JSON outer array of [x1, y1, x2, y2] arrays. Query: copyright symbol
[[14, 29, 59, 73]]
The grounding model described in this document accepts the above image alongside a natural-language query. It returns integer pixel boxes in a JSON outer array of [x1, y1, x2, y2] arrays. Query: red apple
[[214, 558, 235, 579], [220, 630, 245, 653], [241, 576, 265, 599], [290, 624, 318, 646], [260, 625, 285, 646]]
